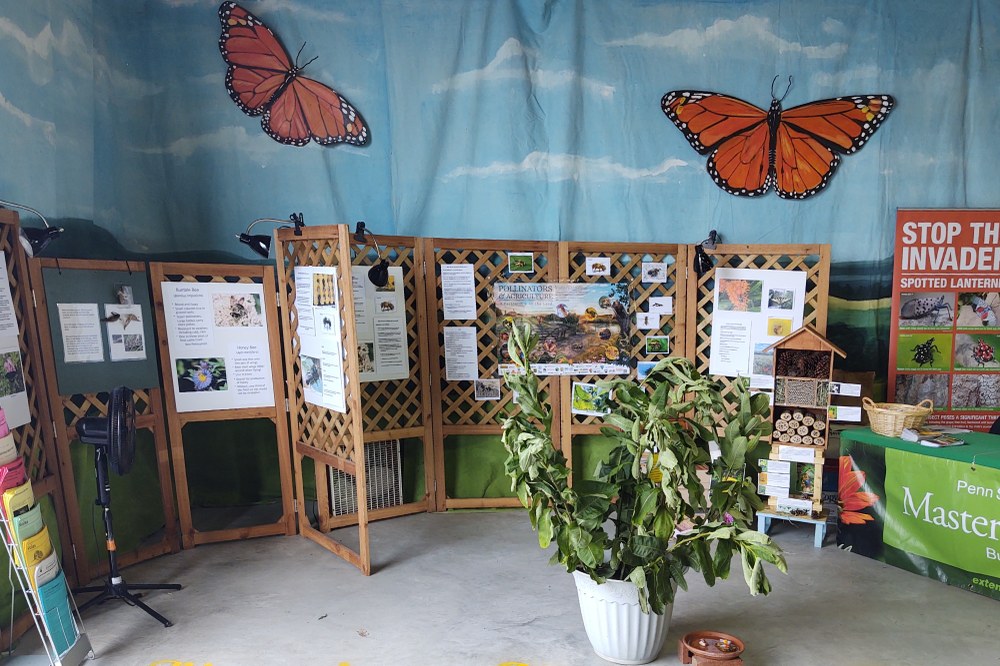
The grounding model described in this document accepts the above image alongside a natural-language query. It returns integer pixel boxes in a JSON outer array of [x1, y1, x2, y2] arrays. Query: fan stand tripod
[[73, 444, 182, 627]]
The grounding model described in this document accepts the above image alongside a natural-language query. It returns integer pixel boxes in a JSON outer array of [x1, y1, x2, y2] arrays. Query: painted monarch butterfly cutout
[[661, 77, 893, 199], [218, 1, 369, 147]]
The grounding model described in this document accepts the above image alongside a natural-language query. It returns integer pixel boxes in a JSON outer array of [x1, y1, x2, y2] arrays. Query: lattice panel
[[350, 239, 424, 434], [0, 212, 56, 483], [278, 233, 360, 463], [688, 244, 830, 415], [430, 242, 558, 427], [61, 389, 156, 430], [562, 243, 687, 427]]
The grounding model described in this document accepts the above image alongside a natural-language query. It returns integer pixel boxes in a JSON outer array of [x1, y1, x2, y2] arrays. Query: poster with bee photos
[[708, 268, 806, 383], [161, 281, 275, 413], [350, 266, 409, 382], [889, 210, 1000, 430]]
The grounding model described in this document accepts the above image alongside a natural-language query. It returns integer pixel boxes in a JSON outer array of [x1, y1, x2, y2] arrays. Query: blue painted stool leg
[[757, 515, 771, 534], [814, 522, 826, 548]]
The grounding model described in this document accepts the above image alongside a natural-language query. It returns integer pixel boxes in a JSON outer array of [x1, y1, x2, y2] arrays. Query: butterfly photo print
[[218, 1, 370, 147], [661, 77, 894, 199]]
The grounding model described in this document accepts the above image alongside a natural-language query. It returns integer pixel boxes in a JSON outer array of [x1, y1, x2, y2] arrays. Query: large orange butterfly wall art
[[218, 2, 369, 147], [661, 78, 894, 199]]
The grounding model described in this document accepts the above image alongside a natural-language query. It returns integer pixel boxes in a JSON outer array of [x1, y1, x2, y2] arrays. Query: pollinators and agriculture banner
[[838, 432, 1000, 601], [888, 210, 1000, 431], [495, 282, 630, 375]]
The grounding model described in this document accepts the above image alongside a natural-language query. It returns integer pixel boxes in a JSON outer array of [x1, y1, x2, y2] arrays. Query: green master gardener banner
[[839, 437, 1000, 601]]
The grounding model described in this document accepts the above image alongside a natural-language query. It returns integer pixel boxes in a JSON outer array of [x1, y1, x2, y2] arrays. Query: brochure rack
[[1, 509, 92, 665]]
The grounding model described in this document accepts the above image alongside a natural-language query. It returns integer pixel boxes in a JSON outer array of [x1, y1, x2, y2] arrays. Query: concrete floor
[[11, 510, 1000, 665]]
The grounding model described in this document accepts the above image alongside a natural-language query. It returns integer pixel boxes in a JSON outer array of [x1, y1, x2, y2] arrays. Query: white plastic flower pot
[[572, 569, 674, 665]]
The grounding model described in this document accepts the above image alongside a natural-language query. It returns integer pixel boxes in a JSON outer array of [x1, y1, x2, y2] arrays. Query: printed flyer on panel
[[494, 282, 630, 376], [351, 266, 409, 382], [161, 281, 275, 413], [294, 266, 347, 413], [889, 210, 1000, 431]]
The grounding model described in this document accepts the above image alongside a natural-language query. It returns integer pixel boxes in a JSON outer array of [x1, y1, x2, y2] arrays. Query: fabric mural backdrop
[[2, 0, 1000, 377]]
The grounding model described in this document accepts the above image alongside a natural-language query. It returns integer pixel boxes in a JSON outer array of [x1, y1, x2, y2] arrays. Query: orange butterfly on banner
[[218, 1, 369, 147], [662, 77, 894, 199]]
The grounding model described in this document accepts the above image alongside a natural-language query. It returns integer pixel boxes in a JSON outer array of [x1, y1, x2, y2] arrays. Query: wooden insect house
[[756, 325, 846, 547]]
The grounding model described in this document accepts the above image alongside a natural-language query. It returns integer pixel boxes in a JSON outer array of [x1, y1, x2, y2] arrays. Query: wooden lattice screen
[[149, 262, 295, 548], [558, 242, 689, 466], [319, 234, 435, 530], [0, 211, 69, 647], [422, 238, 561, 510], [685, 243, 831, 413], [26, 258, 178, 587], [275, 225, 372, 574]]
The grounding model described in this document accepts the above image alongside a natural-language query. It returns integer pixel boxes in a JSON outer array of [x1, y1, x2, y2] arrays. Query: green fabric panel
[[182, 419, 284, 506], [841, 427, 1000, 468], [71, 429, 165, 567], [444, 435, 514, 498], [571, 435, 617, 485], [0, 496, 63, 627], [400, 438, 425, 502], [41, 267, 161, 395]]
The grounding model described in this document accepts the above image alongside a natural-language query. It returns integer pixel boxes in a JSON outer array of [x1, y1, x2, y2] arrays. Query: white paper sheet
[[57, 303, 103, 363], [295, 267, 346, 413], [104, 303, 146, 362], [441, 264, 478, 320], [444, 326, 477, 381]]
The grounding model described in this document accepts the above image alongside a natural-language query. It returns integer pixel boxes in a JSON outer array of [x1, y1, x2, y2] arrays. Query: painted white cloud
[[442, 151, 687, 183], [0, 16, 161, 96], [162, 0, 348, 22], [606, 15, 847, 59], [0, 90, 56, 144], [129, 126, 282, 161], [433, 38, 615, 99]]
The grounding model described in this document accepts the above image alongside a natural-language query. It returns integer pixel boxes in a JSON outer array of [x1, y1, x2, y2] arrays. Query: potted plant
[[500, 324, 787, 664]]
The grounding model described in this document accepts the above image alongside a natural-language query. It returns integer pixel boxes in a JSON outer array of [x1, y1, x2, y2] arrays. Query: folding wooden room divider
[[0, 211, 70, 647], [149, 262, 295, 548], [686, 243, 831, 411], [557, 241, 689, 464], [274, 225, 435, 574], [27, 258, 178, 586], [423, 238, 561, 509]]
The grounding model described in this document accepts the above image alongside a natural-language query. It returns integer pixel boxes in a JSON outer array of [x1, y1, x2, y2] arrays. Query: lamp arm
[[359, 227, 384, 262], [0, 198, 59, 230]]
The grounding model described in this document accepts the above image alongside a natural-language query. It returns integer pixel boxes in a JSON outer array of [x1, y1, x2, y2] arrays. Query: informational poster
[[889, 210, 1000, 431], [708, 268, 806, 383], [295, 267, 346, 413], [0, 253, 29, 428], [351, 266, 409, 382], [494, 282, 631, 376], [441, 264, 477, 320], [444, 326, 477, 381], [56, 303, 103, 363], [161, 282, 274, 413], [103, 304, 147, 362]]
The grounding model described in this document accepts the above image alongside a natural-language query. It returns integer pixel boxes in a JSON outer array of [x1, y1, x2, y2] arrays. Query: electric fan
[[73, 386, 181, 627]]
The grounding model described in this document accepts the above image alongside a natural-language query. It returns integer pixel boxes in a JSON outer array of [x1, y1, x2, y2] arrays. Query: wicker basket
[[862, 397, 933, 437]]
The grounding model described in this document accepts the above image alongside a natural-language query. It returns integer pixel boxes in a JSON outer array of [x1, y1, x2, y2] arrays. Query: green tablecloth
[[838, 428, 1000, 601], [840, 426, 1000, 468]]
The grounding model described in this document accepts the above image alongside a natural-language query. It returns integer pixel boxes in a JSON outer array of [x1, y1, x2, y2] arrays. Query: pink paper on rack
[[0, 406, 8, 438]]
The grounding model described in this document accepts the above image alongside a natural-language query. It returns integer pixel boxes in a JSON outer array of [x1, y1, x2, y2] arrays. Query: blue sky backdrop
[[1, 0, 997, 267]]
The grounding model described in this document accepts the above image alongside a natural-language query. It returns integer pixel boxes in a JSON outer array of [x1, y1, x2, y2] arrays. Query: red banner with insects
[[888, 210, 1000, 431]]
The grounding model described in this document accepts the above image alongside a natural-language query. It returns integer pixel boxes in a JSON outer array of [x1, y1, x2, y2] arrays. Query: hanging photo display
[[708, 268, 806, 384], [103, 304, 147, 362], [0, 254, 29, 428], [351, 266, 409, 382], [889, 210, 1000, 431], [495, 282, 630, 375], [161, 281, 275, 413], [294, 266, 347, 413]]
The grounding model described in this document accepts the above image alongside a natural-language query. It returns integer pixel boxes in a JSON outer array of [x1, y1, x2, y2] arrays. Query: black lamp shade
[[693, 244, 714, 277], [239, 232, 272, 258], [368, 260, 390, 287], [368, 259, 389, 287], [20, 226, 62, 257]]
